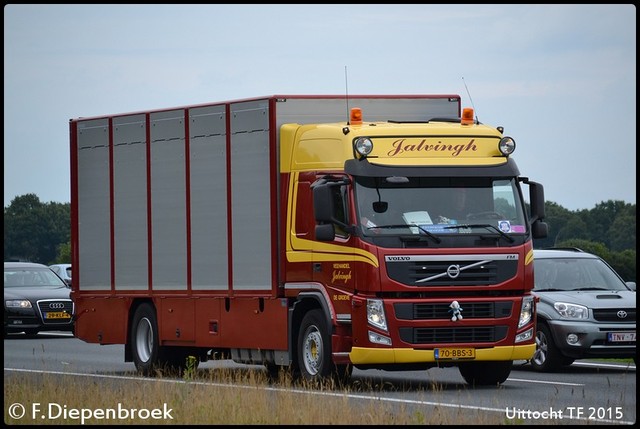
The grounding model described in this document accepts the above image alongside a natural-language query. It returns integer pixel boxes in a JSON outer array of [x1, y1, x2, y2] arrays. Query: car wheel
[[531, 323, 564, 372]]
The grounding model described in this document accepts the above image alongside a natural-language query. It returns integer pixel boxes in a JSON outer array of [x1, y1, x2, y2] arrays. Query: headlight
[[498, 137, 516, 155], [354, 137, 373, 157], [554, 302, 589, 319], [5, 299, 33, 308], [518, 295, 534, 328], [366, 299, 387, 331]]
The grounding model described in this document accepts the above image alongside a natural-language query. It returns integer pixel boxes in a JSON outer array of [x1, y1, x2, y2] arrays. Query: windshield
[[355, 176, 527, 237], [533, 258, 629, 292], [4, 268, 68, 288]]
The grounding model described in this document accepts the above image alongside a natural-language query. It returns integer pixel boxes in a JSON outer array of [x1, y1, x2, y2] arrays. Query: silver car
[[49, 263, 72, 287], [531, 248, 636, 372]]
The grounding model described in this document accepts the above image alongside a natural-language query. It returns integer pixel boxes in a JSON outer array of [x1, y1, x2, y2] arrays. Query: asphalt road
[[4, 331, 636, 425]]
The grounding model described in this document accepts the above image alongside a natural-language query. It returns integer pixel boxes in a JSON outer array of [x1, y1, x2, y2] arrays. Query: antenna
[[462, 76, 479, 123], [345, 66, 350, 124]]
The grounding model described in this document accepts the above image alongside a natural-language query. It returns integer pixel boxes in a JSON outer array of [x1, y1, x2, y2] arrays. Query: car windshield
[[534, 257, 629, 292], [4, 268, 67, 288]]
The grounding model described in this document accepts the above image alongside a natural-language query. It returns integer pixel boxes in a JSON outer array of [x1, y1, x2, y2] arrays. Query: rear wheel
[[130, 304, 199, 376], [458, 361, 512, 386], [131, 303, 160, 376]]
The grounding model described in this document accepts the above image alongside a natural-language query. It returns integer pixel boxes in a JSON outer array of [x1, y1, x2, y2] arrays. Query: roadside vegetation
[[5, 364, 520, 425]]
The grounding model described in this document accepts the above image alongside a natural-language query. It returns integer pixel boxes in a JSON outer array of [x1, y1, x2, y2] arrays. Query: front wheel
[[530, 323, 564, 372], [297, 309, 333, 383]]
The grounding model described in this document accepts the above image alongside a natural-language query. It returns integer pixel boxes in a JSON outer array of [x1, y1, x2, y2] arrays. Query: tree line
[[4, 193, 637, 281]]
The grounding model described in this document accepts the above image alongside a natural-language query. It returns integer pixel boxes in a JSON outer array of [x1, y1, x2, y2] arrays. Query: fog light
[[368, 330, 392, 346], [515, 327, 533, 343], [566, 333, 579, 345]]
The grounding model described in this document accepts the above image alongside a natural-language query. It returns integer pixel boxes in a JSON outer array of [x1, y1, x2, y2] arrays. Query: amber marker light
[[461, 107, 474, 125], [350, 107, 363, 125]]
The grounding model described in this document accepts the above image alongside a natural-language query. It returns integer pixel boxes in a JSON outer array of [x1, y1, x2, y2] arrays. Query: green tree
[[608, 212, 636, 252], [4, 194, 70, 264]]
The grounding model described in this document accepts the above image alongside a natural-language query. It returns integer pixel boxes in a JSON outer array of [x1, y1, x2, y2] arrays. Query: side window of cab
[[331, 184, 349, 238]]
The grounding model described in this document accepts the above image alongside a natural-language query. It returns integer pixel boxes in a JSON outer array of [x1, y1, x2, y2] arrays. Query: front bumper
[[547, 319, 636, 359], [349, 343, 536, 365]]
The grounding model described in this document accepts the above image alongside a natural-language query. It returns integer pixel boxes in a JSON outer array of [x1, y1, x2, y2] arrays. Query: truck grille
[[395, 302, 513, 320], [399, 326, 508, 344]]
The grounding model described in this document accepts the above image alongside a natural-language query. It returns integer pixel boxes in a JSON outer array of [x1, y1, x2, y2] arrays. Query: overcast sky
[[4, 4, 636, 211]]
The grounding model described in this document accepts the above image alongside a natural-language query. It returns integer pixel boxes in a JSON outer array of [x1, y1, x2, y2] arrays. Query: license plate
[[608, 332, 636, 342], [434, 348, 475, 360], [44, 312, 71, 320]]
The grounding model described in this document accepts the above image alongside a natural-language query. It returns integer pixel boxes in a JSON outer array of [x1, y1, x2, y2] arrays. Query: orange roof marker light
[[461, 107, 475, 125], [350, 107, 363, 125]]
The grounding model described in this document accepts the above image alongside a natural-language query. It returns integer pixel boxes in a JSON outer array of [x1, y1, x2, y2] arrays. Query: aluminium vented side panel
[[76, 118, 111, 291], [149, 110, 188, 290], [230, 99, 272, 291], [189, 105, 229, 291], [112, 115, 148, 290]]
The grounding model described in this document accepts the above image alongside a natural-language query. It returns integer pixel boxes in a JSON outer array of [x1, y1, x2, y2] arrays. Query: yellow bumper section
[[349, 344, 535, 364]]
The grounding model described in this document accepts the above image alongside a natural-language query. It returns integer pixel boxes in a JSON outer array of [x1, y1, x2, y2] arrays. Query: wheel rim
[[302, 326, 323, 376], [532, 330, 548, 366], [135, 317, 153, 363]]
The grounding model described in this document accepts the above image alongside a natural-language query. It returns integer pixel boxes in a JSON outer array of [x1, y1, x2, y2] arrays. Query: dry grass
[[3, 363, 518, 425]]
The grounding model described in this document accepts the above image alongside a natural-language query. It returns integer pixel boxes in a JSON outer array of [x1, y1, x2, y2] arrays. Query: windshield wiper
[[443, 223, 514, 243], [368, 224, 441, 243], [570, 287, 610, 291], [413, 224, 442, 243]]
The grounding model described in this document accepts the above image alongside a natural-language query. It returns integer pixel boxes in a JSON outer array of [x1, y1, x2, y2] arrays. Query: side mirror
[[315, 224, 336, 241], [313, 183, 335, 223], [531, 220, 548, 239]]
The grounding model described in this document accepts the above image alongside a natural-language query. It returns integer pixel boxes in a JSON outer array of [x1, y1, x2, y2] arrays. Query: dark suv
[[530, 248, 636, 372]]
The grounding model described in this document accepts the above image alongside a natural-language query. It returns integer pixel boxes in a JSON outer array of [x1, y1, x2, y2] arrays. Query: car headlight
[[5, 299, 33, 309], [554, 302, 589, 319], [367, 299, 388, 331]]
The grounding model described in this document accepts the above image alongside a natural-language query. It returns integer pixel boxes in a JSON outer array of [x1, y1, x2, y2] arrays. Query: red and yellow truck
[[70, 94, 548, 385]]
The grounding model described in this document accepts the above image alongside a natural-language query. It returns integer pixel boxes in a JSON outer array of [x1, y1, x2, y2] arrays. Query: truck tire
[[297, 309, 333, 383], [130, 303, 161, 376], [458, 361, 512, 386], [530, 323, 564, 372], [130, 303, 199, 376]]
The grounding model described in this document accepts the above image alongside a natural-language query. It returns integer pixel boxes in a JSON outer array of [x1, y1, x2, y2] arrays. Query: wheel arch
[[290, 291, 334, 365]]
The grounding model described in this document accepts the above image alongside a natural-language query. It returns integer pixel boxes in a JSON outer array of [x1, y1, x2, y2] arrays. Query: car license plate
[[608, 332, 636, 342], [44, 312, 71, 320], [434, 348, 475, 360]]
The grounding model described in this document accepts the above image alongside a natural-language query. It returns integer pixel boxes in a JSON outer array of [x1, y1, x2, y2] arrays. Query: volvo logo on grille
[[617, 310, 628, 319], [49, 303, 65, 309], [447, 265, 461, 278]]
